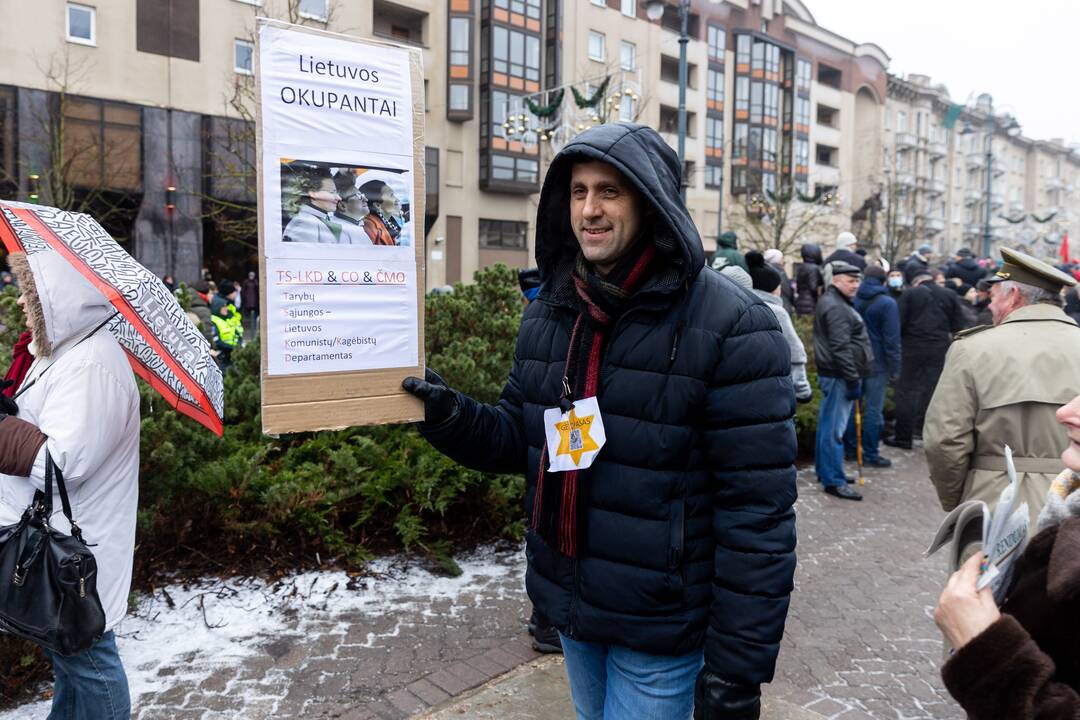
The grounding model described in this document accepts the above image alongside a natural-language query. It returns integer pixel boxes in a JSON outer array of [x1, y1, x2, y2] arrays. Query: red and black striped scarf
[[531, 243, 657, 558]]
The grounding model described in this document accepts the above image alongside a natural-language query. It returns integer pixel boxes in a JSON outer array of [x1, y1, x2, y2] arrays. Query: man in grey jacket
[[747, 252, 812, 402]]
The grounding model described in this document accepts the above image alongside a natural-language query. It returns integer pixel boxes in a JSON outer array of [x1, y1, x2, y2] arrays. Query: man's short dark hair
[[864, 265, 886, 281], [359, 180, 390, 205]]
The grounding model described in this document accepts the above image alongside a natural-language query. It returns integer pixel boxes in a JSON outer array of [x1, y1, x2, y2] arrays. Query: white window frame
[[234, 39, 255, 75], [588, 31, 605, 62], [66, 3, 96, 46], [591, 0, 605, 5], [232, 0, 263, 5], [620, 40, 636, 71], [298, 0, 328, 21], [620, 0, 636, 16]]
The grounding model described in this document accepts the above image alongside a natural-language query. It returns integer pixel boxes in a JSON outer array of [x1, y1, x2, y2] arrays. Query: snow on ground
[[0, 544, 524, 719]]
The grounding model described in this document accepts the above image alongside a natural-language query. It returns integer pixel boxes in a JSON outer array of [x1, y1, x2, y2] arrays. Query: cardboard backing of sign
[[256, 19, 424, 435]]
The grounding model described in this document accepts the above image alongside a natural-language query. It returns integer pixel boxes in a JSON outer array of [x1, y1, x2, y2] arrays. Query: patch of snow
[[0, 544, 524, 719]]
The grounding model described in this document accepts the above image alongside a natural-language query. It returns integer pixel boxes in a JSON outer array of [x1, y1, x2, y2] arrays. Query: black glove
[[694, 671, 761, 720], [401, 368, 459, 425], [845, 379, 863, 401], [0, 381, 18, 416]]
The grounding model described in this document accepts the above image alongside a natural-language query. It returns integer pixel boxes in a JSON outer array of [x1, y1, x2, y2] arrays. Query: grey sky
[[803, 0, 1080, 146]]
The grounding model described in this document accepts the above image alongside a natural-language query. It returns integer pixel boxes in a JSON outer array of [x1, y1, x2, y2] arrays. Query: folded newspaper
[[925, 445, 1029, 604]]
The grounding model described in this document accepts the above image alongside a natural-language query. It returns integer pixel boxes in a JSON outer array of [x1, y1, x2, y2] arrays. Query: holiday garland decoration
[[1000, 214, 1027, 224], [796, 187, 826, 203], [1031, 211, 1058, 224], [524, 89, 565, 119], [571, 77, 610, 108]]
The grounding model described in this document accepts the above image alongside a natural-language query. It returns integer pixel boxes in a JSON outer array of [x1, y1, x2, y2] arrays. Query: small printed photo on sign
[[279, 158, 412, 248]]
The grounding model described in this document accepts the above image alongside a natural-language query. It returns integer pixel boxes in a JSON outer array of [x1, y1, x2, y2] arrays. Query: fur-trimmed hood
[[8, 252, 113, 357]]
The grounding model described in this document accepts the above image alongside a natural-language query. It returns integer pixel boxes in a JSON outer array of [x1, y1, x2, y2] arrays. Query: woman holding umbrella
[[0, 251, 140, 718]]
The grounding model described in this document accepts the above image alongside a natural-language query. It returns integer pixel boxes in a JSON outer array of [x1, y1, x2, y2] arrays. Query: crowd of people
[[162, 268, 259, 371], [2, 121, 1077, 719]]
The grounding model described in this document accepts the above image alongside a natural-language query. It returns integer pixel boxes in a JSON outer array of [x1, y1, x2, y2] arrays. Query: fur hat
[[836, 231, 857, 250], [8, 253, 50, 357], [746, 251, 782, 292]]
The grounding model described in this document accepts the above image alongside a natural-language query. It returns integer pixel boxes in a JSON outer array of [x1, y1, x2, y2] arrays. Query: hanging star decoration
[[555, 407, 600, 466]]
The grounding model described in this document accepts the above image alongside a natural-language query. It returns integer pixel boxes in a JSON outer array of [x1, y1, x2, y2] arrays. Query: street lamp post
[[961, 110, 1019, 259]]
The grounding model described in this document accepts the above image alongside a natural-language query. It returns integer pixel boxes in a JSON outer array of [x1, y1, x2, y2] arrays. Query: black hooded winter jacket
[[795, 244, 824, 315], [420, 123, 798, 688]]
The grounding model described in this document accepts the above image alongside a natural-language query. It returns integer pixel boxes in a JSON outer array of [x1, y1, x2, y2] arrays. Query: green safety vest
[[210, 305, 244, 348]]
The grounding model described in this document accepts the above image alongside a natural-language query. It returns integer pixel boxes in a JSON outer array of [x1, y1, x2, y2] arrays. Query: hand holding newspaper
[[926, 445, 1029, 604]]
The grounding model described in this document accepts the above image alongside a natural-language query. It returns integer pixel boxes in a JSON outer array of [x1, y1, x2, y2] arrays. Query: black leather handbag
[[0, 451, 105, 656]]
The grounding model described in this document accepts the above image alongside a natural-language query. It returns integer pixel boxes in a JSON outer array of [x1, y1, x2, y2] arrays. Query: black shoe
[[882, 436, 912, 450], [531, 622, 563, 654], [527, 609, 539, 637], [824, 485, 863, 501], [845, 475, 855, 484], [864, 456, 892, 468]]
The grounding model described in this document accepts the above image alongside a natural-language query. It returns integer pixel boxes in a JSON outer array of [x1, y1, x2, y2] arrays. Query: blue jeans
[[559, 633, 703, 720], [815, 376, 854, 488], [844, 371, 888, 461], [47, 632, 130, 720]]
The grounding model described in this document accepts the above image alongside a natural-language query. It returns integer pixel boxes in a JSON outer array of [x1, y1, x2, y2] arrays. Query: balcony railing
[[967, 154, 986, 170], [964, 223, 983, 237], [895, 211, 915, 227], [964, 188, 982, 205], [1008, 201, 1025, 215], [894, 172, 915, 187], [928, 140, 947, 158], [895, 132, 916, 149], [1046, 177, 1065, 190], [926, 178, 946, 195], [991, 192, 1005, 208], [922, 216, 946, 233]]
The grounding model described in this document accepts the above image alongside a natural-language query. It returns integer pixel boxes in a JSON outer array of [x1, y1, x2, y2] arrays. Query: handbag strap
[[43, 450, 84, 542]]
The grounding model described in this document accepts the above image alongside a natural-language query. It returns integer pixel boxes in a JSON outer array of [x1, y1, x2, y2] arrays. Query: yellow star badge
[[555, 408, 599, 466]]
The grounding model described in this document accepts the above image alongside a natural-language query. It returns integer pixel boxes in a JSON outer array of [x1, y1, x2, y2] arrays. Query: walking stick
[[855, 400, 866, 486]]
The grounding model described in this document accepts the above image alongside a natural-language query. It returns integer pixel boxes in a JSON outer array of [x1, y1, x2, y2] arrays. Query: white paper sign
[[258, 22, 420, 376], [544, 397, 607, 472]]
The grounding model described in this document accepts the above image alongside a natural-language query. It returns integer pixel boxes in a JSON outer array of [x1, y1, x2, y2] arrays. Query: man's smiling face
[[569, 161, 644, 276]]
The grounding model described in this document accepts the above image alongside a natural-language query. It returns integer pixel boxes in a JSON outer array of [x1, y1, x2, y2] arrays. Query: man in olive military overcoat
[[924, 248, 1080, 526]]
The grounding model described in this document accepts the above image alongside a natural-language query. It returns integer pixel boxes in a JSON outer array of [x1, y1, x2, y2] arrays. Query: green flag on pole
[[943, 103, 964, 130]]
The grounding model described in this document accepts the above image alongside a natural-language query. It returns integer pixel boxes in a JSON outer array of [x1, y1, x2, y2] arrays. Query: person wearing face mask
[[932, 393, 1080, 718], [282, 167, 344, 244], [886, 270, 904, 300]]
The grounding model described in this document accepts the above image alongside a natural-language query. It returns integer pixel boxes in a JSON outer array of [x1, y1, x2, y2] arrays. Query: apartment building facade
[[1, 0, 890, 286], [884, 74, 1080, 262]]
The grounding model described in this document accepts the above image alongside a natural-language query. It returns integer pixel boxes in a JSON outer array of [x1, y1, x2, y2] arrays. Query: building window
[[705, 164, 722, 189], [228, 41, 253, 78], [374, 0, 426, 44], [764, 83, 779, 121], [795, 97, 810, 127], [706, 116, 723, 151], [621, 0, 635, 16], [735, 34, 750, 66], [818, 63, 841, 89], [707, 24, 725, 62], [66, 3, 96, 45], [796, 59, 811, 89], [480, 219, 528, 249], [735, 76, 749, 115], [619, 94, 636, 121], [449, 84, 470, 112], [707, 68, 724, 106], [816, 144, 837, 167], [492, 26, 540, 82], [62, 96, 142, 191], [751, 41, 764, 73], [299, 0, 327, 20], [795, 138, 809, 170], [733, 122, 748, 159], [620, 41, 636, 71], [450, 17, 469, 66], [750, 81, 763, 123], [763, 127, 777, 165], [588, 31, 605, 62], [590, 0, 605, 5], [136, 0, 200, 60]]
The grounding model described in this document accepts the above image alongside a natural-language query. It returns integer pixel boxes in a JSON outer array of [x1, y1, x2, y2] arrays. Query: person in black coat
[[403, 123, 797, 720], [900, 244, 935, 286], [824, 231, 867, 270], [945, 247, 987, 287], [886, 272, 968, 448], [795, 243, 824, 316]]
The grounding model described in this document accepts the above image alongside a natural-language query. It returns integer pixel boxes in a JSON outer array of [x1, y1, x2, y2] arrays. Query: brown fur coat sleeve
[[942, 614, 1080, 719]]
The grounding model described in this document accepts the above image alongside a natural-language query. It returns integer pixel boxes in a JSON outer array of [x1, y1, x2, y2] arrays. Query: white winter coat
[[0, 252, 140, 631]]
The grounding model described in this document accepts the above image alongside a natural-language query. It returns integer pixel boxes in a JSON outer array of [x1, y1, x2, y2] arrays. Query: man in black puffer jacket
[[403, 124, 797, 719]]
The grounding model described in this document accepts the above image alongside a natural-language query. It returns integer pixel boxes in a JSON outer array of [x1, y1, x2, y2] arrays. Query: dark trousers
[[894, 348, 946, 443]]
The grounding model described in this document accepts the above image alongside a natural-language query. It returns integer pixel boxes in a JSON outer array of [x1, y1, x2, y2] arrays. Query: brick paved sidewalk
[[0, 446, 963, 720]]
